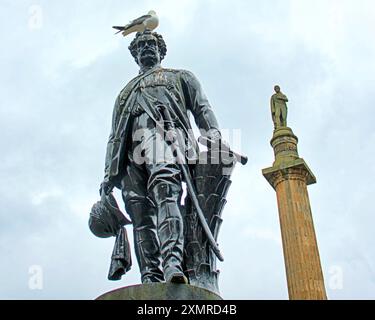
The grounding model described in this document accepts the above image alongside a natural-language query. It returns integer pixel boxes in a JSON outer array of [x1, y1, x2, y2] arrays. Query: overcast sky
[[1, 0, 375, 300]]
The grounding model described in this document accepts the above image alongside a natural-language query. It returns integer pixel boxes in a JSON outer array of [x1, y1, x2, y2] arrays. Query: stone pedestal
[[96, 283, 223, 300], [262, 127, 327, 300]]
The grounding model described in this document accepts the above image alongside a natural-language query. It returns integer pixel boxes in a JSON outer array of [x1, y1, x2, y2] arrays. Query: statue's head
[[274, 85, 281, 93], [128, 30, 167, 69]]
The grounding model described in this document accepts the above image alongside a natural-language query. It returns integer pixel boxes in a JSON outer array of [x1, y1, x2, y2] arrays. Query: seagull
[[113, 10, 159, 37]]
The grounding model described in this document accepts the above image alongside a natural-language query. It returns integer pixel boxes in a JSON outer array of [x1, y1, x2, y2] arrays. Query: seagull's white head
[[148, 10, 156, 16]]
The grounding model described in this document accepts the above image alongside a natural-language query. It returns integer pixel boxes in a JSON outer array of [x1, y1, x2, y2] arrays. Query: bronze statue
[[270, 85, 288, 129], [90, 26, 246, 294]]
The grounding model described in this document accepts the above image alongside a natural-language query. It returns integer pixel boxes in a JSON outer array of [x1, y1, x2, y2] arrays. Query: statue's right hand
[[99, 180, 114, 196]]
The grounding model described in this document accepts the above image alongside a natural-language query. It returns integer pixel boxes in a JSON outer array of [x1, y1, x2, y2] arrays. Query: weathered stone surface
[[96, 283, 223, 300], [270, 127, 299, 167], [262, 158, 317, 190]]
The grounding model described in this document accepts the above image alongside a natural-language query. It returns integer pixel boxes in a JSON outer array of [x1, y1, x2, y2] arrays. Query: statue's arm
[[103, 95, 121, 182], [270, 96, 275, 114], [279, 93, 288, 102], [181, 70, 220, 138]]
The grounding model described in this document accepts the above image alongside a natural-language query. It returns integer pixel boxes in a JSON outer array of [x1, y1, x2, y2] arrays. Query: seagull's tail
[[112, 26, 124, 34]]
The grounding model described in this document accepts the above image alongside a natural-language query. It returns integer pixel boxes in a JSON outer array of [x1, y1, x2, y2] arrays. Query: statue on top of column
[[270, 85, 288, 129]]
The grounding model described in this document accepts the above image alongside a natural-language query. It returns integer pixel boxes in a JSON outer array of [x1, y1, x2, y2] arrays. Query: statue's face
[[274, 86, 280, 93], [136, 34, 160, 68]]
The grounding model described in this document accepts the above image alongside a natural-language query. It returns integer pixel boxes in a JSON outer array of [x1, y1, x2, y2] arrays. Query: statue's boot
[[152, 183, 188, 284], [128, 201, 164, 283]]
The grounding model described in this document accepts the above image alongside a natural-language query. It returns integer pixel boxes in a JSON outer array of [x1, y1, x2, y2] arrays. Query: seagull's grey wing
[[124, 14, 151, 29]]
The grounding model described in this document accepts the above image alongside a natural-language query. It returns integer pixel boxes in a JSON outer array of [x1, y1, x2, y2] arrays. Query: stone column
[[262, 127, 327, 300]]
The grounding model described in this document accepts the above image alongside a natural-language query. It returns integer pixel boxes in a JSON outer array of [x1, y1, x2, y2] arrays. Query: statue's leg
[[275, 107, 281, 128], [121, 162, 164, 284], [147, 163, 187, 284], [281, 106, 287, 127]]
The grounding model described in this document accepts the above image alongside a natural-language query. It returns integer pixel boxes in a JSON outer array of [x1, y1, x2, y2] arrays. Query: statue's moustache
[[140, 48, 156, 56]]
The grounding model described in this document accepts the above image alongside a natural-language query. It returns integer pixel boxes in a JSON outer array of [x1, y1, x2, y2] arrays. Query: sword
[[158, 105, 224, 262], [198, 136, 248, 166]]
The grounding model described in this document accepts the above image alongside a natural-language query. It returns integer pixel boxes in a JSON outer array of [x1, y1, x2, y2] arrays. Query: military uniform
[[103, 66, 220, 283]]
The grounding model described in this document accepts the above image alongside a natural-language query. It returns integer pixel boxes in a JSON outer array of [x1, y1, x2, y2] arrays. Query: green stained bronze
[[270, 85, 288, 129]]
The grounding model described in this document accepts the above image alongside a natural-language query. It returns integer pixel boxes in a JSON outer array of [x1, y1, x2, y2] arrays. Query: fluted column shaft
[[263, 127, 327, 300]]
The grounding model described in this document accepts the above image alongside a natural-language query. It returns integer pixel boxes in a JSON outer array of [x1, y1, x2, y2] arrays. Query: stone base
[[96, 283, 223, 300]]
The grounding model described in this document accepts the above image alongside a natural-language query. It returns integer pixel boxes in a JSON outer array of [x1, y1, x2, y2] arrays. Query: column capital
[[262, 158, 316, 190]]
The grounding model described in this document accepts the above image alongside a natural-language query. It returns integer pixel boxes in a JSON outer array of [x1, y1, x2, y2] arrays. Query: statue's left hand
[[206, 129, 221, 142], [199, 129, 227, 152], [100, 180, 114, 196]]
